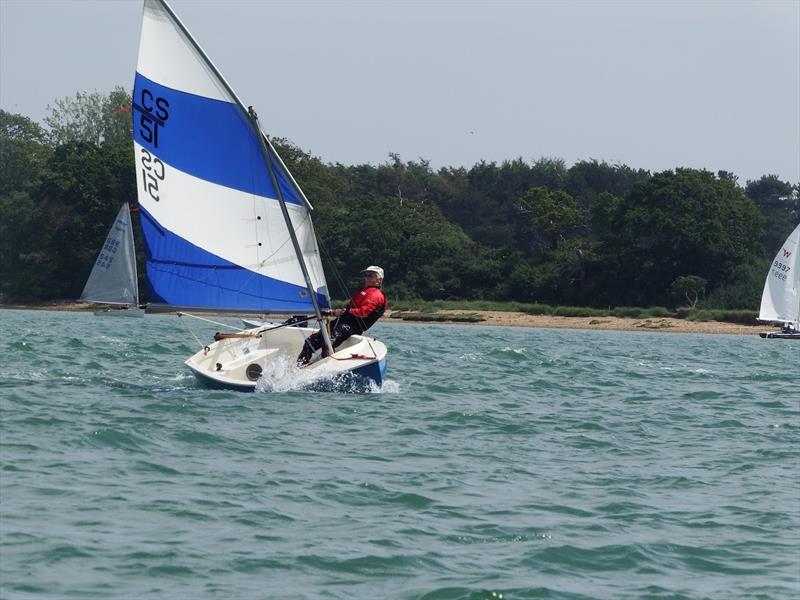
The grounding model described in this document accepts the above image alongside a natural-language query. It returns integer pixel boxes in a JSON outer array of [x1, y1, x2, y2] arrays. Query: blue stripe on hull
[[352, 357, 386, 387], [132, 72, 301, 205], [308, 358, 386, 392], [140, 207, 328, 312], [192, 369, 257, 392]]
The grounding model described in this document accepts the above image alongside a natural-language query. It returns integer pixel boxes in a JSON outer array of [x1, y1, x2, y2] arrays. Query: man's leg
[[323, 318, 356, 357], [297, 331, 323, 365]]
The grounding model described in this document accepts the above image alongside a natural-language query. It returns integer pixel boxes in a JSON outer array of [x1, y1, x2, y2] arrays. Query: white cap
[[360, 265, 384, 280]]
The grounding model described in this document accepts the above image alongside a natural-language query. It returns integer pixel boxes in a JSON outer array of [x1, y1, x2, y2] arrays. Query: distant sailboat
[[758, 223, 799, 339], [80, 202, 144, 317], [130, 0, 387, 390]]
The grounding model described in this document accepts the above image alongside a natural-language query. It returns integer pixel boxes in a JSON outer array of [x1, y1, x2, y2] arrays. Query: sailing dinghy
[[132, 0, 387, 390], [80, 202, 144, 317], [758, 223, 800, 339]]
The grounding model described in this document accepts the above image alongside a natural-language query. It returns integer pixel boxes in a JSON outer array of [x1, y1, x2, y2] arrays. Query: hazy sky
[[1, 0, 798, 184]]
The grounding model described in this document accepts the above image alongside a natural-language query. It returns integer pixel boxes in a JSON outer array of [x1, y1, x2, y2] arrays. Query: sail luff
[[791, 223, 800, 326], [151, 0, 255, 139], [263, 134, 313, 211], [128, 205, 140, 307], [153, 0, 309, 212]]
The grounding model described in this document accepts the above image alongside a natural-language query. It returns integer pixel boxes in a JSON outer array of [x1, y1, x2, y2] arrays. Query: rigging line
[[315, 234, 373, 333], [177, 311, 246, 331], [257, 210, 310, 266], [315, 231, 350, 302], [178, 312, 211, 350]]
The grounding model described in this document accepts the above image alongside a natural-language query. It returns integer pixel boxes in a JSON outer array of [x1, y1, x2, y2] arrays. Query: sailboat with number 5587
[[758, 223, 800, 339], [131, 0, 387, 390]]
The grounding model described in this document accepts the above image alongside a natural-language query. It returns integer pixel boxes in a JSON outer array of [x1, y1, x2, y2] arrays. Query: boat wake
[[253, 356, 394, 394]]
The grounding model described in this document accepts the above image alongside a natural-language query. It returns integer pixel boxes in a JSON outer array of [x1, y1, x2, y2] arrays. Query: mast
[[125, 202, 140, 307], [250, 107, 335, 356], [153, 0, 334, 353]]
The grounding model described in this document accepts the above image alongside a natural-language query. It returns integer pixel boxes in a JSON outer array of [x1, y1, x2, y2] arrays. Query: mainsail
[[132, 0, 329, 313], [80, 203, 139, 306], [758, 223, 800, 327]]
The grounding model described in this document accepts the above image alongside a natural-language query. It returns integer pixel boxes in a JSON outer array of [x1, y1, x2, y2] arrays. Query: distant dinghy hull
[[93, 307, 146, 318], [758, 331, 800, 340]]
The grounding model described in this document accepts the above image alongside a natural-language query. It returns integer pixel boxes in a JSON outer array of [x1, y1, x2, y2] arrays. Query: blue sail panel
[[132, 72, 302, 206], [140, 207, 328, 312]]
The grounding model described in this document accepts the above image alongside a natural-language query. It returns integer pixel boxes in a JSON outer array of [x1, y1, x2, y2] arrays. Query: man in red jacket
[[297, 266, 388, 365]]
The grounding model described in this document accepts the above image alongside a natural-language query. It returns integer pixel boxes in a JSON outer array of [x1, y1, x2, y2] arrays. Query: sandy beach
[[2, 303, 769, 336], [412, 310, 766, 336]]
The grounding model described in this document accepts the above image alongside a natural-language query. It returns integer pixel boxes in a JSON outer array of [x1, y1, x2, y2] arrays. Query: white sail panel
[[134, 140, 327, 294], [759, 223, 800, 326], [137, 0, 230, 102]]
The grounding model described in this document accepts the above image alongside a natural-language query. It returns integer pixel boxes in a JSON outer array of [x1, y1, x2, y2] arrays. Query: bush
[[552, 306, 608, 317], [684, 309, 758, 325], [518, 303, 555, 316], [610, 306, 674, 318], [389, 311, 485, 323], [610, 306, 646, 318]]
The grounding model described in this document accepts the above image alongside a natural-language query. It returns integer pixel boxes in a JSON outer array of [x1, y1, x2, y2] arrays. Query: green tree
[[669, 275, 706, 308], [22, 140, 136, 300], [315, 194, 479, 301], [0, 192, 46, 300], [44, 87, 132, 147], [0, 110, 52, 195], [595, 168, 764, 306], [530, 157, 567, 191], [745, 174, 799, 257], [565, 159, 650, 206], [518, 187, 586, 252]]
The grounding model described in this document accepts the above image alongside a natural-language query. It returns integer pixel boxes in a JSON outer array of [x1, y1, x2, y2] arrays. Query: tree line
[[1, 89, 798, 309]]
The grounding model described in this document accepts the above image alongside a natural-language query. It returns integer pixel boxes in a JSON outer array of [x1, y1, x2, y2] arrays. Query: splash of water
[[252, 355, 396, 394]]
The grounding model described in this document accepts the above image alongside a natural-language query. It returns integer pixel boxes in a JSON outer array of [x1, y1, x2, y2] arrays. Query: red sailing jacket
[[346, 286, 387, 319]]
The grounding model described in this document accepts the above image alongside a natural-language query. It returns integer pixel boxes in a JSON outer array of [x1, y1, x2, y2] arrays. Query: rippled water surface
[[1, 309, 798, 599]]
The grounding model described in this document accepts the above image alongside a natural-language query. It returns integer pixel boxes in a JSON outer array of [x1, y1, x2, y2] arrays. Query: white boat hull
[[759, 331, 800, 339], [185, 324, 387, 392]]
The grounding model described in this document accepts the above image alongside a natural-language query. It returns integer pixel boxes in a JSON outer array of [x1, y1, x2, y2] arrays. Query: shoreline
[[411, 309, 766, 336], [2, 303, 770, 336]]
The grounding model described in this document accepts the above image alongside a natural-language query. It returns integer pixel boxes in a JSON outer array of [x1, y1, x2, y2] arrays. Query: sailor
[[297, 266, 388, 365]]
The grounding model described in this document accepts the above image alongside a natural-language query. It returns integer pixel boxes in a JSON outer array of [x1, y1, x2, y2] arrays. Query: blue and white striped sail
[[132, 0, 329, 312]]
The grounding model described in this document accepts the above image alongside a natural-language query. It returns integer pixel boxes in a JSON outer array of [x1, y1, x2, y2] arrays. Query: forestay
[[132, 0, 330, 313], [80, 203, 139, 306], [758, 223, 800, 327]]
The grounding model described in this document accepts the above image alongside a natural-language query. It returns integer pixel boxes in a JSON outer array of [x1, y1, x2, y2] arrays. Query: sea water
[[0, 309, 797, 599]]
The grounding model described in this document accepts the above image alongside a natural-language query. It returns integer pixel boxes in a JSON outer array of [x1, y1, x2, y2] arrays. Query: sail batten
[[133, 0, 329, 313]]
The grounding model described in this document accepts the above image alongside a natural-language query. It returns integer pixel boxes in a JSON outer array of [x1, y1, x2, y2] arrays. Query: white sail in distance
[[759, 223, 800, 327]]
